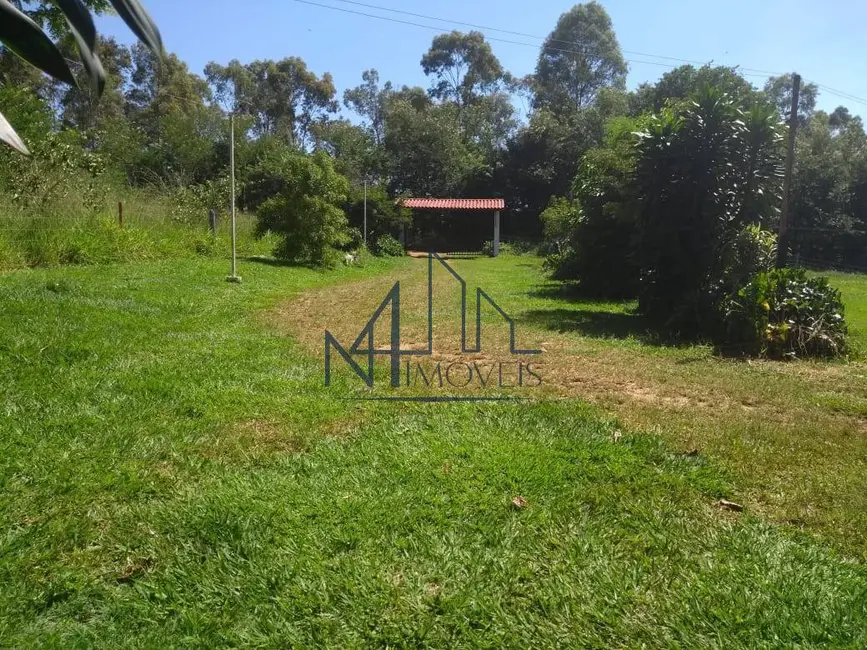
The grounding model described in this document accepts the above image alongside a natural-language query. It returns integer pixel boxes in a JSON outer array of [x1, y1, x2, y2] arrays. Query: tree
[[630, 65, 760, 115], [0, 0, 162, 153], [763, 74, 818, 125], [343, 69, 392, 145], [205, 57, 337, 147], [383, 99, 483, 197], [312, 118, 377, 185], [791, 109, 867, 267], [421, 30, 508, 106], [252, 149, 350, 266], [127, 44, 210, 124], [532, 2, 626, 113], [557, 115, 646, 296], [56, 37, 132, 138], [503, 87, 624, 221]]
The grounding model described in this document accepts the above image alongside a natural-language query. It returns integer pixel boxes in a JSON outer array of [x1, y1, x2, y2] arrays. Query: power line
[[328, 0, 713, 67], [290, 0, 680, 72], [297, 0, 867, 106], [812, 84, 867, 109]]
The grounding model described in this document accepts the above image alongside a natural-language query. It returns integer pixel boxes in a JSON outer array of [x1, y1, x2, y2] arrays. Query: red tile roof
[[400, 198, 505, 210]]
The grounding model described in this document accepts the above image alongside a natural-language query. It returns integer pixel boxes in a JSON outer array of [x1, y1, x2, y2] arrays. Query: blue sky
[[98, 0, 867, 119]]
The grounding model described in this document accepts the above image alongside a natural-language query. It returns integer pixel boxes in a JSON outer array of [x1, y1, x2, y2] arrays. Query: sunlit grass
[[0, 255, 865, 646]]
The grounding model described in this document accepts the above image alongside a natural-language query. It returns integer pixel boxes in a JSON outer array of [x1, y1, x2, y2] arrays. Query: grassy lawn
[[1, 255, 866, 646]]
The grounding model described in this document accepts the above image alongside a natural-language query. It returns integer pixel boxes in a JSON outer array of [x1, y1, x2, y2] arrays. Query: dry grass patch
[[271, 255, 867, 558]]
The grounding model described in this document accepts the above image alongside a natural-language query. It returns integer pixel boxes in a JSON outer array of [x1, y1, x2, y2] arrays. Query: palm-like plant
[[0, 0, 162, 154]]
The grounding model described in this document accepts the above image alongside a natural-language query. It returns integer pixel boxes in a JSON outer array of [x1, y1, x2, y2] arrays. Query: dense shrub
[[342, 185, 411, 237], [718, 225, 778, 291], [568, 117, 644, 297], [481, 240, 515, 257], [541, 117, 643, 297], [540, 197, 579, 254], [721, 268, 848, 358], [169, 176, 230, 225], [253, 150, 351, 266], [635, 88, 784, 334], [373, 233, 405, 257]]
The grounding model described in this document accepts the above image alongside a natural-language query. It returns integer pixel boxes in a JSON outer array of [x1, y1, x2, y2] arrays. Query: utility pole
[[363, 178, 368, 246], [227, 113, 241, 283], [777, 73, 801, 269]]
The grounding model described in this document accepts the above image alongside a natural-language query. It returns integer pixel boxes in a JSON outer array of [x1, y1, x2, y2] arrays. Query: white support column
[[493, 210, 501, 257]]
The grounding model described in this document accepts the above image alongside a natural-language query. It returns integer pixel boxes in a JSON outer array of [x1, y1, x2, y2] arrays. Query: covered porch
[[398, 198, 505, 256]]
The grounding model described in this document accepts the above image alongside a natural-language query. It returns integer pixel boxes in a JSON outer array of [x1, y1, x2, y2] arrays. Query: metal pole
[[776, 73, 801, 269], [363, 179, 368, 245], [227, 113, 241, 283]]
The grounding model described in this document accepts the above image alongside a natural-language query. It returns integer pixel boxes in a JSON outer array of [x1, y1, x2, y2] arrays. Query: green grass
[[823, 270, 867, 356], [438, 255, 867, 558], [1, 255, 866, 646], [0, 192, 273, 271]]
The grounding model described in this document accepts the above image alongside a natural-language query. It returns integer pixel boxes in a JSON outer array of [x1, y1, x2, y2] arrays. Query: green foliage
[[421, 30, 507, 105], [533, 2, 627, 113], [763, 74, 819, 125], [0, 126, 107, 213], [253, 150, 351, 266], [384, 99, 485, 197], [719, 224, 778, 290], [791, 110, 867, 268], [634, 86, 785, 334], [539, 196, 580, 271], [0, 0, 162, 153], [341, 184, 410, 239], [372, 232, 404, 257], [630, 65, 761, 116], [722, 268, 848, 359], [560, 115, 644, 296], [205, 57, 337, 147], [168, 176, 230, 225]]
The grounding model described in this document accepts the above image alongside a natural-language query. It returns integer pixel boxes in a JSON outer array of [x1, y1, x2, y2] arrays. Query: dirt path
[[269, 257, 867, 558]]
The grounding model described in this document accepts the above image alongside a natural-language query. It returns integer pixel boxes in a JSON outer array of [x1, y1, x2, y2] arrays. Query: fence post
[[118, 201, 124, 229], [209, 209, 217, 235]]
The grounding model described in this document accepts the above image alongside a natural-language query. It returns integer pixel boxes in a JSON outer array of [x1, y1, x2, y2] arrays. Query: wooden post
[[209, 209, 217, 235], [777, 73, 801, 269], [118, 201, 124, 229], [493, 210, 501, 257]]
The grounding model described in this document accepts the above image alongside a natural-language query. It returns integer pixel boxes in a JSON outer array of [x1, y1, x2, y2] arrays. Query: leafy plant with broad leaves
[[634, 85, 785, 336], [721, 268, 848, 359], [0, 0, 162, 154], [372, 233, 404, 257]]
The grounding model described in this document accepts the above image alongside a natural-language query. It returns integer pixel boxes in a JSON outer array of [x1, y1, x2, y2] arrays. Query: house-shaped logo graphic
[[324, 252, 541, 396]]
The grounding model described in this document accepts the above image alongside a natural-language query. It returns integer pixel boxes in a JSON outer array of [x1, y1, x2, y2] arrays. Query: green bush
[[253, 150, 351, 267], [481, 240, 514, 257], [560, 117, 645, 298], [635, 88, 784, 333], [373, 233, 404, 257], [721, 268, 848, 359], [718, 225, 778, 291]]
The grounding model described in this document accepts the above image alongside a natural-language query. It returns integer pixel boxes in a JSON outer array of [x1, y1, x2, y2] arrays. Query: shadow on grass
[[243, 255, 323, 269], [522, 308, 650, 341], [522, 281, 691, 347]]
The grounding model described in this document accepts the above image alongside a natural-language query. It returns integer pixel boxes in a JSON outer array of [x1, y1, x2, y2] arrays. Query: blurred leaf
[[55, 0, 106, 94], [0, 110, 31, 155], [0, 0, 76, 86], [108, 0, 163, 56]]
